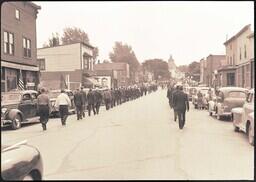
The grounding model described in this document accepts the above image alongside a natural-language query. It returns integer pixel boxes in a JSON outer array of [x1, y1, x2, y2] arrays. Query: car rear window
[[228, 91, 246, 98]]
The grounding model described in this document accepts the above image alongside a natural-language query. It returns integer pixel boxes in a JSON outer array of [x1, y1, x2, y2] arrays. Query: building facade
[[205, 54, 226, 87], [94, 62, 130, 88], [222, 24, 253, 88], [37, 42, 95, 90], [199, 58, 207, 84], [1, 2, 41, 92]]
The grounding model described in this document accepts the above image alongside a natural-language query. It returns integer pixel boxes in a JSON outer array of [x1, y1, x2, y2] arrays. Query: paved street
[[1, 89, 254, 180]]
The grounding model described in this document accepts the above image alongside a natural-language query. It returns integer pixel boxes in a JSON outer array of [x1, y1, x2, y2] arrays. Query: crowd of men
[[73, 84, 159, 120]]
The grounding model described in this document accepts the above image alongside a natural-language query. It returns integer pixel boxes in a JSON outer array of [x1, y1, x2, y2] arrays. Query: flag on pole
[[60, 74, 67, 90], [18, 70, 25, 90]]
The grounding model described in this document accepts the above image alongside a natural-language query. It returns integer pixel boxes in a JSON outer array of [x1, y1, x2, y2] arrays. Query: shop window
[[4, 31, 14, 55], [23, 37, 31, 58], [1, 67, 5, 80], [239, 47, 242, 60], [227, 72, 235, 86], [244, 45, 247, 59], [6, 68, 18, 91], [1, 82, 6, 92]]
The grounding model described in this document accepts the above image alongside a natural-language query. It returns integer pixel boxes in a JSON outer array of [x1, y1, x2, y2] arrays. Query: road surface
[[1, 89, 254, 180]]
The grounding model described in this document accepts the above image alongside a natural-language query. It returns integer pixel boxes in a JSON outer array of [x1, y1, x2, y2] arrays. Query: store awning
[[2, 61, 39, 71]]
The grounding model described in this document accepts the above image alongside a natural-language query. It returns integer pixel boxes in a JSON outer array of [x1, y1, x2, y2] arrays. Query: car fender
[[6, 109, 24, 121]]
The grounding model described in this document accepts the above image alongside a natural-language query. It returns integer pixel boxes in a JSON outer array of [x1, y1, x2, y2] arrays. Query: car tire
[[248, 123, 254, 146], [11, 114, 22, 130]]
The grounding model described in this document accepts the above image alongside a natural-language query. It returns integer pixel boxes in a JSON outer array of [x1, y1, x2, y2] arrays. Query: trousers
[[177, 110, 186, 129], [59, 105, 68, 125]]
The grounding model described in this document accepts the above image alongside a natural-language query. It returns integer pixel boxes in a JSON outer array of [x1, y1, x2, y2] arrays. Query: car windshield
[[1, 93, 21, 103], [228, 91, 246, 98]]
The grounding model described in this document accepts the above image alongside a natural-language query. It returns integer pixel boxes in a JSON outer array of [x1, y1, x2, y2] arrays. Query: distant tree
[[109, 42, 140, 81], [188, 61, 200, 75], [142, 59, 170, 80], [43, 32, 60, 47], [61, 27, 90, 45], [177, 65, 189, 73]]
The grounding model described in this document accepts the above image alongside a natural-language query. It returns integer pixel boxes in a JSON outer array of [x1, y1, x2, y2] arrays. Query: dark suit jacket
[[74, 92, 83, 107], [173, 90, 189, 111], [87, 91, 95, 104]]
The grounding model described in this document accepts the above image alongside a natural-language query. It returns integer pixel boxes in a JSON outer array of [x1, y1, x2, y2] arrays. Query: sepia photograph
[[1, 1, 254, 180]]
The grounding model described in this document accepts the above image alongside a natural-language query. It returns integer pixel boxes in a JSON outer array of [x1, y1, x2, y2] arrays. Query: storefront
[[236, 61, 251, 89], [1, 61, 39, 92], [217, 66, 237, 87]]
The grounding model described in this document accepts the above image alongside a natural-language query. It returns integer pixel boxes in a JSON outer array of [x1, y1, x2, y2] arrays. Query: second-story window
[[244, 45, 247, 59], [23, 37, 31, 58], [4, 31, 14, 55], [15, 9, 20, 20], [239, 47, 242, 60]]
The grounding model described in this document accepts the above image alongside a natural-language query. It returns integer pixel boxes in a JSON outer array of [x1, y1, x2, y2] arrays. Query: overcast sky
[[35, 1, 254, 66]]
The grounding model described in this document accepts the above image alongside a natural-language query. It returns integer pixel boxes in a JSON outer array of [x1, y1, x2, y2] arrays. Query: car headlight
[[1, 108, 7, 114]]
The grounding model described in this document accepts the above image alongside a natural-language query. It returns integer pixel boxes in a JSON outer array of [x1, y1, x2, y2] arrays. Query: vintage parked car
[[1, 90, 40, 130], [48, 89, 76, 117], [192, 87, 209, 109], [231, 89, 254, 146], [209, 87, 248, 120], [1, 140, 43, 180]]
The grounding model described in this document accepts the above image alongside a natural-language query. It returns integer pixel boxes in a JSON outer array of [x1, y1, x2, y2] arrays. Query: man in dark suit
[[167, 85, 173, 108], [173, 85, 189, 129], [87, 88, 96, 116], [74, 88, 84, 120], [171, 85, 179, 122], [80, 87, 87, 118], [94, 88, 103, 114]]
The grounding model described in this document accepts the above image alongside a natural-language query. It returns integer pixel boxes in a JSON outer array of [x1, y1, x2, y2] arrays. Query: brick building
[[204, 54, 226, 87], [1, 2, 41, 92]]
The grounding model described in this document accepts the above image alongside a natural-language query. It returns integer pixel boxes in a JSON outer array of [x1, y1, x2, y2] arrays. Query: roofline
[[38, 42, 94, 50], [247, 32, 254, 38], [206, 54, 225, 58], [27, 2, 41, 10], [224, 24, 251, 45]]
